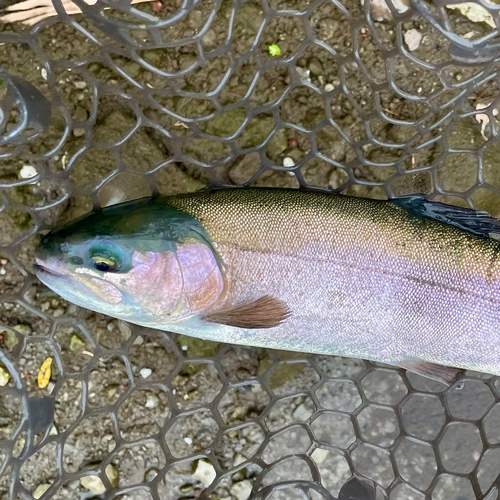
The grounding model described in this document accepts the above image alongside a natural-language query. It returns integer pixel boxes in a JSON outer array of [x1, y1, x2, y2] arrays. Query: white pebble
[[80, 465, 118, 494], [74, 81, 87, 89], [404, 29, 423, 52], [80, 476, 105, 495], [182, 344, 188, 351], [324, 83, 334, 92], [292, 403, 311, 421], [295, 66, 311, 83], [193, 459, 216, 487], [140, 367, 152, 379], [41, 68, 48, 80], [132, 335, 144, 345], [230, 480, 253, 500], [145, 395, 158, 408], [311, 448, 330, 464], [19, 165, 37, 179], [283, 157, 295, 168], [184, 437, 193, 445]]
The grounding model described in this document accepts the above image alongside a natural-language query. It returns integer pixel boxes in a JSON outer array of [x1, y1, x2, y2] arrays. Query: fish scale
[[167, 189, 500, 375]]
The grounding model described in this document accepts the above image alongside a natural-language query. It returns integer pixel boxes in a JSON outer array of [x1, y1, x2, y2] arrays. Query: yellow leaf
[[38, 357, 52, 389]]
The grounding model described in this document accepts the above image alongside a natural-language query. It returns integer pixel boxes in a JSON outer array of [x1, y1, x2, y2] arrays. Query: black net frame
[[1, 0, 500, 499]]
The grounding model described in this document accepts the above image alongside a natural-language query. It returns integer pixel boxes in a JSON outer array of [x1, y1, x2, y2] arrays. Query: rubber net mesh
[[1, 0, 500, 499]]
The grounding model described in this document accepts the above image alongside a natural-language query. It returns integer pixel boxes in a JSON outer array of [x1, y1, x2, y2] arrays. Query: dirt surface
[[1, 0, 500, 499]]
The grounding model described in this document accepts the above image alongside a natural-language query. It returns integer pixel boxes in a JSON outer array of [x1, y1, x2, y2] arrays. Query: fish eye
[[90, 254, 120, 273], [88, 242, 124, 273]]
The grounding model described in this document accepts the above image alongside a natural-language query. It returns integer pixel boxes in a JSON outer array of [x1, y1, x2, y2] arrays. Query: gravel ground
[[0, 0, 500, 499]]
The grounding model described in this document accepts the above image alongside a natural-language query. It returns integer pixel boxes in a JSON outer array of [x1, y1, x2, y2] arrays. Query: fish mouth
[[33, 263, 61, 276], [33, 258, 70, 281]]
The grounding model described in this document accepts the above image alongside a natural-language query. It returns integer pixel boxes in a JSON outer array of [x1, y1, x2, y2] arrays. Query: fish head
[[34, 198, 225, 325]]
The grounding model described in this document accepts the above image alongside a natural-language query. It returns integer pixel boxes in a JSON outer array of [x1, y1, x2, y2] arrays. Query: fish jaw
[[34, 256, 125, 312]]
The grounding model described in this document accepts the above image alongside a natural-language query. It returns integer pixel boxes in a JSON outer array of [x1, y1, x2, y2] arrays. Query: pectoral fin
[[202, 295, 291, 329], [397, 360, 464, 385]]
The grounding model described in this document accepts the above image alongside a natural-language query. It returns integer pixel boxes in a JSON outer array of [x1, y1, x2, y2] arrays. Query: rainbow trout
[[34, 188, 500, 384]]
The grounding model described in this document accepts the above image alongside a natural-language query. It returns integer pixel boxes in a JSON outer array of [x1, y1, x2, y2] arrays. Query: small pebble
[[324, 83, 334, 92], [40, 68, 47, 80], [184, 436, 193, 445], [403, 28, 423, 52], [140, 367, 152, 379], [145, 468, 158, 482], [19, 165, 37, 179], [14, 324, 31, 335], [33, 483, 51, 499], [106, 464, 119, 487], [295, 66, 311, 83], [80, 475, 105, 495], [193, 459, 216, 487], [52, 308, 64, 318], [73, 128, 85, 138], [80, 464, 118, 494], [145, 394, 158, 408], [308, 57, 323, 76], [283, 157, 295, 168], [311, 448, 330, 464], [74, 81, 87, 90], [118, 321, 132, 339], [202, 28, 217, 48], [132, 335, 144, 345], [293, 404, 311, 421], [230, 480, 253, 500], [73, 106, 88, 122]]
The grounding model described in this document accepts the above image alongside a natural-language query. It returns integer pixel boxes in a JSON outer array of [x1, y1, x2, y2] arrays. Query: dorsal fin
[[202, 296, 291, 329], [392, 195, 500, 239]]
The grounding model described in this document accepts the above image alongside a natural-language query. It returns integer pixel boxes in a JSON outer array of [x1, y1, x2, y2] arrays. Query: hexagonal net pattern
[[1, 0, 500, 498]]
